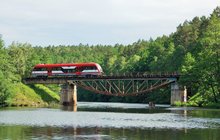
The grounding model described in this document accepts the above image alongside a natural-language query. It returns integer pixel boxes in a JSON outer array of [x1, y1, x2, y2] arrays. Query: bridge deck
[[23, 74, 180, 84]]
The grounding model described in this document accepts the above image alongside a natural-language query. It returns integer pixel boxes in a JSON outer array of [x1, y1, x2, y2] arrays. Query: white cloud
[[0, 0, 220, 46]]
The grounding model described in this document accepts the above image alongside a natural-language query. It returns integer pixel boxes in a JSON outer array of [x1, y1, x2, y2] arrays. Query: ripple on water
[[0, 109, 220, 129]]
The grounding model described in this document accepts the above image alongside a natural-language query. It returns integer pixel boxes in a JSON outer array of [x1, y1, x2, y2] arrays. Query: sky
[[0, 0, 220, 47]]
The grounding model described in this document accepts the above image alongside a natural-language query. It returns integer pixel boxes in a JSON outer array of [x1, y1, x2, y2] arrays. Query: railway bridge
[[23, 73, 186, 106]]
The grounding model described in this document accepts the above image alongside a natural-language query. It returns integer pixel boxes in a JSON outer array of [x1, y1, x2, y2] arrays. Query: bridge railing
[[108, 72, 180, 78]]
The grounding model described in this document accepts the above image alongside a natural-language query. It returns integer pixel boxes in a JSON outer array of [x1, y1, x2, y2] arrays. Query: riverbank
[[2, 83, 60, 107], [174, 101, 220, 109]]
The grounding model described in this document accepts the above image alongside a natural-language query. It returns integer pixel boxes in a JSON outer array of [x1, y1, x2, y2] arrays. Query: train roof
[[34, 62, 100, 68]]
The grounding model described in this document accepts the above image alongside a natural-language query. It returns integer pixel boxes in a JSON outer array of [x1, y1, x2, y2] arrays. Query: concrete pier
[[60, 84, 77, 106], [170, 83, 187, 105]]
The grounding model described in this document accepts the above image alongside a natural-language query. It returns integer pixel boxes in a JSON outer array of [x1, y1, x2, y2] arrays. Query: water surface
[[0, 102, 220, 140]]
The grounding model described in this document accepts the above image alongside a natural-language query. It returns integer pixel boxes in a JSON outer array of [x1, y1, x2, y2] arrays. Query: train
[[31, 62, 103, 77]]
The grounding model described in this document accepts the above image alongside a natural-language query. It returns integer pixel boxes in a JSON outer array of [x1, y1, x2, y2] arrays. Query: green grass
[[5, 83, 60, 107], [29, 84, 60, 103], [6, 83, 45, 106]]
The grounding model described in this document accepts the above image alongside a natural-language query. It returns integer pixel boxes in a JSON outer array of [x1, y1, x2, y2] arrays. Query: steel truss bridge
[[23, 73, 180, 96]]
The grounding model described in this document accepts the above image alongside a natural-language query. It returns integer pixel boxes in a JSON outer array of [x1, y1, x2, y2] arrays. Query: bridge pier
[[171, 82, 187, 105], [60, 84, 77, 106]]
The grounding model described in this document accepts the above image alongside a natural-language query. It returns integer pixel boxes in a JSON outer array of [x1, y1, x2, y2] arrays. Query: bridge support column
[[60, 84, 77, 106], [171, 83, 187, 105]]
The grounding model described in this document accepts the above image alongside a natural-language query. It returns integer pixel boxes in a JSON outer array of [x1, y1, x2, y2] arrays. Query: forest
[[0, 7, 219, 107]]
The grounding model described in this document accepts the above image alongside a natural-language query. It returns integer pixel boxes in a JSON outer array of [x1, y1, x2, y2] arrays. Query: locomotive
[[31, 62, 103, 77]]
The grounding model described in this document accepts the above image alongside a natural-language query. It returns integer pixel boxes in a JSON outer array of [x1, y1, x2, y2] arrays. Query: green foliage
[[0, 72, 10, 105], [0, 38, 13, 105], [180, 53, 195, 73], [203, 102, 220, 108], [173, 101, 186, 107]]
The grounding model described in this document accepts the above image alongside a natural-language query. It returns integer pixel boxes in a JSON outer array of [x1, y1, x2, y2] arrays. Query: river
[[0, 102, 220, 140]]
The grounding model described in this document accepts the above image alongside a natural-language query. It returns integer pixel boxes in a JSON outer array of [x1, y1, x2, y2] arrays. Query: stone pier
[[170, 82, 187, 105], [60, 84, 77, 106]]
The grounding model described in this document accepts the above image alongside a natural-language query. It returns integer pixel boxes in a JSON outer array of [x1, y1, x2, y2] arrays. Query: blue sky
[[0, 0, 220, 47]]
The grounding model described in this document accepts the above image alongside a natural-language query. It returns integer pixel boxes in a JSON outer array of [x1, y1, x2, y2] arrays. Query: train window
[[97, 64, 103, 72], [61, 67, 76, 73], [69, 69, 76, 73], [83, 66, 97, 70], [33, 68, 47, 71], [91, 66, 97, 70], [52, 67, 62, 71], [80, 66, 98, 72]]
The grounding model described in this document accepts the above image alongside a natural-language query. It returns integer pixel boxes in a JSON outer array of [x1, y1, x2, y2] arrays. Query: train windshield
[[97, 64, 103, 72]]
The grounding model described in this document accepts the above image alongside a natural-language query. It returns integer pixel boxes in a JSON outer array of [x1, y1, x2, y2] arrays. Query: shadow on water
[[61, 102, 171, 114], [62, 106, 171, 114]]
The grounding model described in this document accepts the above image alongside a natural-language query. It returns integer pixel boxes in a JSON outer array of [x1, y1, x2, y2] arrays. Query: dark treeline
[[0, 7, 220, 107]]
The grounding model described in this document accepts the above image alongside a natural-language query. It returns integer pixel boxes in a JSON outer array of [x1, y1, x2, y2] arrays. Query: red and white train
[[31, 62, 103, 77]]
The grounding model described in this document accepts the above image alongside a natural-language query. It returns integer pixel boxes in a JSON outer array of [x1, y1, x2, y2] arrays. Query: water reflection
[[1, 125, 220, 140], [61, 102, 171, 114], [1, 102, 220, 140], [61, 105, 78, 112]]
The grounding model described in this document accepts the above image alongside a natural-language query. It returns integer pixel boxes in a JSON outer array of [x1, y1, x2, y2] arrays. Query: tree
[[0, 38, 11, 104], [192, 7, 220, 104]]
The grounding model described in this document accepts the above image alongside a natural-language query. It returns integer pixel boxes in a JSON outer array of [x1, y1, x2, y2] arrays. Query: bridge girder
[[23, 74, 179, 96], [70, 78, 176, 96]]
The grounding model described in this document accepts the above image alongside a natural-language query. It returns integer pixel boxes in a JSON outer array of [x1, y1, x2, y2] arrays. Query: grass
[[5, 83, 60, 107], [6, 83, 45, 106], [29, 84, 60, 103]]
